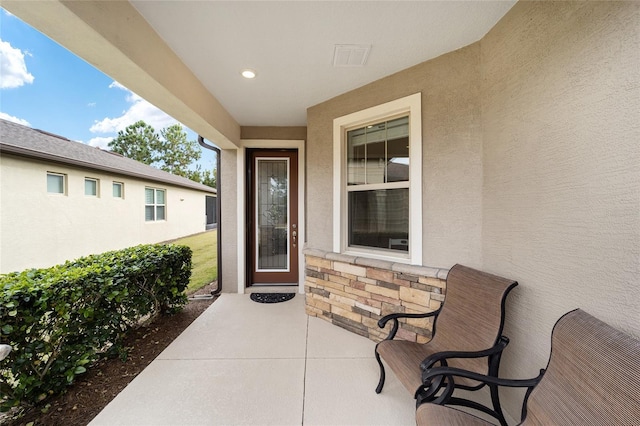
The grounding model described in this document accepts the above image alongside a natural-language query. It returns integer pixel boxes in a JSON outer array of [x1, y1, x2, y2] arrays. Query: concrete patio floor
[[89, 294, 416, 425]]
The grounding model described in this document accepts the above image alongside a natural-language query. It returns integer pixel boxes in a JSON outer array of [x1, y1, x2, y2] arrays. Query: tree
[[108, 121, 204, 180], [156, 124, 201, 177], [201, 168, 216, 188], [185, 166, 216, 188], [108, 121, 158, 164]]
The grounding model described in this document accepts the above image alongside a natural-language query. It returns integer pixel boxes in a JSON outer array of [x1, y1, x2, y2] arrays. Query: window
[[333, 93, 422, 263], [85, 178, 99, 196], [145, 187, 166, 221], [347, 117, 410, 252], [113, 182, 124, 198], [47, 172, 66, 194]]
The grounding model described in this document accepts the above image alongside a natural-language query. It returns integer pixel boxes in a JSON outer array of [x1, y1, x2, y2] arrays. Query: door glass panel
[[257, 159, 289, 270]]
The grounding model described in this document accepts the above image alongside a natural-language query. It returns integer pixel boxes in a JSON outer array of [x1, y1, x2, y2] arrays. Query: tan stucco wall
[[240, 126, 307, 141], [306, 0, 639, 419], [0, 155, 211, 273], [220, 149, 239, 292], [307, 42, 484, 270], [480, 0, 640, 414]]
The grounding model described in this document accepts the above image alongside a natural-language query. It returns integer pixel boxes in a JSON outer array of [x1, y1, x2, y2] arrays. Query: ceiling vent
[[333, 44, 371, 67]]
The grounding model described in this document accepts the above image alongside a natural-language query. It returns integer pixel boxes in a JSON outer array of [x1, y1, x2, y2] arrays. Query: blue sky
[[0, 9, 216, 171]]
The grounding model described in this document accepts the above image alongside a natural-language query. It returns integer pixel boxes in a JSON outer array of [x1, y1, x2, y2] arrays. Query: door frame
[[249, 150, 298, 285], [236, 139, 306, 294]]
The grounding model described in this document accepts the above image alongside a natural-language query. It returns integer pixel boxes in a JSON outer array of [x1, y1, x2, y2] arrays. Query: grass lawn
[[167, 230, 218, 294]]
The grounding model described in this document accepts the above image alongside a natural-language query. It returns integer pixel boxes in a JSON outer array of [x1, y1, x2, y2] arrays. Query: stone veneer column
[[303, 248, 449, 343]]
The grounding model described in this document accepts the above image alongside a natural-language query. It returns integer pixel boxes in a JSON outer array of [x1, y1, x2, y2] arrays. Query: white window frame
[[333, 93, 422, 264], [113, 181, 124, 199], [145, 187, 166, 222], [46, 172, 66, 195], [84, 177, 99, 197]]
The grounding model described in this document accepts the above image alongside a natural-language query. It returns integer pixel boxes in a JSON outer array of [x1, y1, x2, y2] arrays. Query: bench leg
[[487, 347, 508, 426], [489, 382, 508, 426], [375, 346, 386, 393]]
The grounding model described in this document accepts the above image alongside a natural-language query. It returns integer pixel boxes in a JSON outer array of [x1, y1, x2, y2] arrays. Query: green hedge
[[0, 244, 191, 411]]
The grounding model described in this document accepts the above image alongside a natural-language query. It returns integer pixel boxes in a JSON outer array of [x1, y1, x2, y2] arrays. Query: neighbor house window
[[145, 187, 166, 221], [333, 93, 422, 263], [113, 182, 124, 198], [85, 178, 99, 196], [47, 172, 66, 194]]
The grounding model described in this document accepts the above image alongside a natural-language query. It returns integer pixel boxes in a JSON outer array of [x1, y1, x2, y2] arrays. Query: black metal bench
[[417, 309, 640, 425]]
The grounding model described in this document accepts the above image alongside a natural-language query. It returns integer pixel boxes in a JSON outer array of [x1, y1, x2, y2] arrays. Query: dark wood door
[[249, 150, 299, 285]]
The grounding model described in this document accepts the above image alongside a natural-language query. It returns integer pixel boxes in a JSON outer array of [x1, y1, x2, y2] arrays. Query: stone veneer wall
[[304, 249, 449, 343]]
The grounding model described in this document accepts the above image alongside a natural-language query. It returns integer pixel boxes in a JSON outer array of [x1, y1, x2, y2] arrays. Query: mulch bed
[[4, 283, 219, 426]]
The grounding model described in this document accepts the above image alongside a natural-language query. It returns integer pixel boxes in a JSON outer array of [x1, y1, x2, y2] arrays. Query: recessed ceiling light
[[241, 69, 256, 79]]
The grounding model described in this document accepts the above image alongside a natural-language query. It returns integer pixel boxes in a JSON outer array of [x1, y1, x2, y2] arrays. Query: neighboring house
[[4, 1, 639, 421], [0, 119, 216, 273]]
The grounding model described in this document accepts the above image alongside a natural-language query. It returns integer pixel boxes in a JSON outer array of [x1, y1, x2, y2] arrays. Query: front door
[[249, 150, 299, 285]]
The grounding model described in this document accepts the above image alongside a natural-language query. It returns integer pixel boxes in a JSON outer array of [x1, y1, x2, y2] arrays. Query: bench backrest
[[430, 264, 517, 374], [523, 309, 640, 425]]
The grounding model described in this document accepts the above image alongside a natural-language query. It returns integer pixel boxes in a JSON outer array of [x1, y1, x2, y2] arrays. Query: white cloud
[[0, 39, 34, 89], [87, 136, 113, 149], [108, 81, 127, 91], [90, 81, 178, 133], [0, 111, 30, 126]]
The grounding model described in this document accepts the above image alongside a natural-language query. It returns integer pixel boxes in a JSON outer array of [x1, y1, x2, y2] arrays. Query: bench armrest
[[422, 366, 544, 389], [419, 365, 545, 421], [419, 335, 510, 371], [377, 308, 441, 341]]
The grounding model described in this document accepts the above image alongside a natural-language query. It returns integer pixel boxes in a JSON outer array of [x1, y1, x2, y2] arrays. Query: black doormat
[[250, 293, 296, 304]]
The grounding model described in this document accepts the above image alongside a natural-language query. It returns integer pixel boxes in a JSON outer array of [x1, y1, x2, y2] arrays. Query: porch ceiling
[[3, 1, 516, 147]]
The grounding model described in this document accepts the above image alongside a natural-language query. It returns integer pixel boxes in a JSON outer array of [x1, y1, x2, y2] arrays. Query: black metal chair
[[375, 264, 518, 426]]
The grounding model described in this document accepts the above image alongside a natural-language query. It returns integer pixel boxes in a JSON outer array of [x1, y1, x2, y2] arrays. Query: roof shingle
[[0, 119, 216, 194]]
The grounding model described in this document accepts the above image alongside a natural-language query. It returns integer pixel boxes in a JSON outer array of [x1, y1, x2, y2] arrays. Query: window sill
[[342, 248, 411, 265]]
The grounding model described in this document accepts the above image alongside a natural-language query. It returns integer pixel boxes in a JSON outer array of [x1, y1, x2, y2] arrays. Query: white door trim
[[237, 139, 306, 294]]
